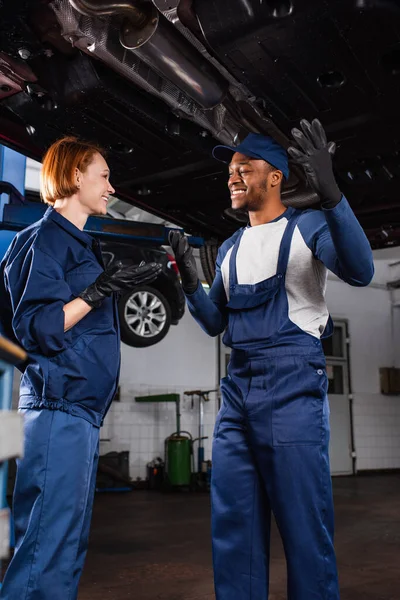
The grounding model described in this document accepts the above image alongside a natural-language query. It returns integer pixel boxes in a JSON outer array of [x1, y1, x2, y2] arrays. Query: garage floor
[[75, 474, 400, 600]]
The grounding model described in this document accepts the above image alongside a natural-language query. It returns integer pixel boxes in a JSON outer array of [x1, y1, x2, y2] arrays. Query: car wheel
[[118, 285, 172, 348], [200, 241, 219, 286]]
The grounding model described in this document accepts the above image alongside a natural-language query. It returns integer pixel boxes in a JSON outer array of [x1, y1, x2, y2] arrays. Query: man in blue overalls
[[169, 119, 374, 600]]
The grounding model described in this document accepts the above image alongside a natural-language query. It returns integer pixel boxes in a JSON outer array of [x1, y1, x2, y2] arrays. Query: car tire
[[200, 241, 219, 286], [118, 285, 172, 348]]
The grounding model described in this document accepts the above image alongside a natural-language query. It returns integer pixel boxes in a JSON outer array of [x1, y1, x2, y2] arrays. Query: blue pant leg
[[0, 410, 54, 600], [70, 440, 100, 600], [248, 354, 340, 600], [0, 409, 99, 600], [212, 377, 271, 600], [270, 441, 339, 600]]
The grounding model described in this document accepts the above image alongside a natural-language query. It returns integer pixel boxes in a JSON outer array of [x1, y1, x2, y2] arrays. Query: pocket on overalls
[[226, 281, 280, 346], [272, 355, 327, 446]]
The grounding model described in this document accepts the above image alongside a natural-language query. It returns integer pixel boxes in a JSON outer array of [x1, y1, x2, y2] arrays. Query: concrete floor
[[75, 474, 400, 600]]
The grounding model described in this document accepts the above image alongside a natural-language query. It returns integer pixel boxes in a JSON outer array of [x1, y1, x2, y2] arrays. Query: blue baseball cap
[[212, 133, 289, 180]]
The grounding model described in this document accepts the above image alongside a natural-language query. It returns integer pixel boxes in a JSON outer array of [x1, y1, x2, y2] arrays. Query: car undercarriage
[[1, 0, 400, 264]]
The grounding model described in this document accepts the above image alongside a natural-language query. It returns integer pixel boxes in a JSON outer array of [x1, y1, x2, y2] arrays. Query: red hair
[[40, 136, 105, 205]]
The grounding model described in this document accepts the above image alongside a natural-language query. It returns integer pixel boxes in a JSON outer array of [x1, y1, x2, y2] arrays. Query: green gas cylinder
[[167, 434, 191, 486]]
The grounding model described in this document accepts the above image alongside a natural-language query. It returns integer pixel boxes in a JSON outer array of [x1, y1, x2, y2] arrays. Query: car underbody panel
[[0, 0, 400, 249]]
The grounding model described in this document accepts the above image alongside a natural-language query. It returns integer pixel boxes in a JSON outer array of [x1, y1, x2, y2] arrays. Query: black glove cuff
[[182, 279, 200, 295], [78, 285, 104, 309], [321, 191, 342, 210]]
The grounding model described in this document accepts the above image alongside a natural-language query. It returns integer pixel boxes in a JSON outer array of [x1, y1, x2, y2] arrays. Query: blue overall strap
[[276, 210, 302, 277], [228, 228, 245, 289]]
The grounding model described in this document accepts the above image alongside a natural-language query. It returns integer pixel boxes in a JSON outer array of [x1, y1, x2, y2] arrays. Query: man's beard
[[232, 185, 268, 213]]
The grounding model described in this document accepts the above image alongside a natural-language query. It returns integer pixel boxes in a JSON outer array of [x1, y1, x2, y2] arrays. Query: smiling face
[[75, 152, 115, 217], [228, 152, 283, 212]]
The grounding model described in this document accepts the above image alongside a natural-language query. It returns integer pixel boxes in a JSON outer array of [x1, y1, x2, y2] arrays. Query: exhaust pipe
[[69, 0, 229, 109]]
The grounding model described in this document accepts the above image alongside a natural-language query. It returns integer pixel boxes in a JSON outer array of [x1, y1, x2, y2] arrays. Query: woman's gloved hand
[[288, 118, 342, 208], [79, 261, 162, 308], [168, 231, 199, 294]]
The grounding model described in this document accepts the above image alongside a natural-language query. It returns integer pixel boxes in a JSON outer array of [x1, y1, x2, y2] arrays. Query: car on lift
[[100, 238, 185, 348], [0, 0, 400, 286], [0, 182, 185, 348]]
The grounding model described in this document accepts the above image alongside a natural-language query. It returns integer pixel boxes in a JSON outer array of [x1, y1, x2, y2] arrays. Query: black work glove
[[288, 118, 342, 208], [79, 261, 162, 309], [168, 231, 199, 294]]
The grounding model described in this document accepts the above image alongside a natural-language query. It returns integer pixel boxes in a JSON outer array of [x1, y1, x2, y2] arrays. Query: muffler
[[69, 0, 229, 109]]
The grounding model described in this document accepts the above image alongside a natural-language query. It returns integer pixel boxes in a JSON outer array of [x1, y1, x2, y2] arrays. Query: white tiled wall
[[107, 261, 400, 480], [327, 261, 400, 472], [101, 310, 218, 480], [14, 157, 400, 475], [101, 383, 218, 480], [8, 260, 400, 477], [353, 395, 400, 470]]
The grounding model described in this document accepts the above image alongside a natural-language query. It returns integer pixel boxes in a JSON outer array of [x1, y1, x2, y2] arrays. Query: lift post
[[184, 389, 217, 472]]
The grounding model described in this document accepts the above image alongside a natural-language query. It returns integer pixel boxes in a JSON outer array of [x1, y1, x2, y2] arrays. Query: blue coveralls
[[0, 208, 120, 600], [186, 199, 374, 600]]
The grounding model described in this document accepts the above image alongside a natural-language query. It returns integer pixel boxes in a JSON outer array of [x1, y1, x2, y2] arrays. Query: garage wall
[[327, 260, 400, 472], [101, 310, 218, 481], [21, 158, 400, 476], [7, 260, 400, 478], [105, 259, 400, 479]]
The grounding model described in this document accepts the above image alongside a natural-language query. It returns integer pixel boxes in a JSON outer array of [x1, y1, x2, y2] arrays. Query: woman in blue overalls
[[170, 119, 374, 599], [0, 137, 161, 600]]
